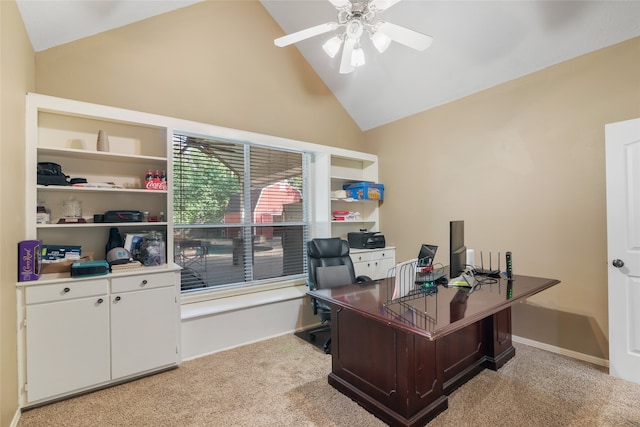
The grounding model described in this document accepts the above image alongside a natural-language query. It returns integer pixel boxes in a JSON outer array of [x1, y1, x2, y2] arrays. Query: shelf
[[37, 222, 168, 229], [37, 185, 167, 195], [17, 264, 180, 286], [38, 147, 166, 163], [331, 220, 375, 224], [331, 197, 378, 203], [331, 176, 369, 182]]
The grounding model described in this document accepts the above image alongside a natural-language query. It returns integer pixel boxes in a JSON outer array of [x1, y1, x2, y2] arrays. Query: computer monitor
[[449, 220, 466, 277]]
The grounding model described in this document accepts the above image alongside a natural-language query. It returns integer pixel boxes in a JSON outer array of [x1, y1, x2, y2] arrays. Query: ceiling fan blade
[[369, 0, 403, 12], [274, 22, 337, 47], [328, 0, 351, 8], [339, 37, 356, 74], [377, 21, 433, 51]]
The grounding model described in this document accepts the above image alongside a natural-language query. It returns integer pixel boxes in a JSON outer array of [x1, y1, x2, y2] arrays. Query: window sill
[[180, 280, 309, 320]]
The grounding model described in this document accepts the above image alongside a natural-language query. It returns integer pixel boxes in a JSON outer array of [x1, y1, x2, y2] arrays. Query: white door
[[26, 296, 110, 402], [110, 286, 178, 379], [606, 118, 640, 384]]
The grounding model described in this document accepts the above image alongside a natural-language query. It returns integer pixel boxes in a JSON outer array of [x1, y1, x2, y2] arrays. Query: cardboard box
[[18, 240, 42, 282], [41, 256, 90, 274], [343, 182, 384, 201]]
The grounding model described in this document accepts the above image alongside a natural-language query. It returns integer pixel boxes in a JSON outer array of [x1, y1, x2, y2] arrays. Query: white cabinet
[[24, 279, 110, 402], [350, 247, 396, 280], [19, 268, 180, 406], [110, 272, 178, 379]]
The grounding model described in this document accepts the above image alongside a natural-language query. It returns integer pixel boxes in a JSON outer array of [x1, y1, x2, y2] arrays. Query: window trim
[[173, 131, 310, 294], [163, 120, 377, 305]]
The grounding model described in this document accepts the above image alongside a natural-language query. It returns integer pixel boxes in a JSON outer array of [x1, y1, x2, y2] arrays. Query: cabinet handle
[[114, 296, 121, 302], [141, 279, 148, 286], [63, 287, 70, 293], [97, 298, 104, 304]]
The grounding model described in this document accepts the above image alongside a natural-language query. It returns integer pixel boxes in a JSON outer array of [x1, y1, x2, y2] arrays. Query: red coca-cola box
[[145, 179, 167, 191]]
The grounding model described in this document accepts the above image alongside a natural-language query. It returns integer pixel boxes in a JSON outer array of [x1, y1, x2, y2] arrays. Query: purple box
[[18, 240, 42, 282]]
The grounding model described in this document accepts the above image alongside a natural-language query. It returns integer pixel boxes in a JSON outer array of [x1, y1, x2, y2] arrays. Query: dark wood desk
[[308, 274, 560, 427]]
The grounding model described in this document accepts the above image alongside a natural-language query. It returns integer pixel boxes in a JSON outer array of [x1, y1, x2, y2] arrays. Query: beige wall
[[34, 1, 364, 151], [366, 37, 640, 359], [0, 1, 34, 424], [4, 6, 639, 421]]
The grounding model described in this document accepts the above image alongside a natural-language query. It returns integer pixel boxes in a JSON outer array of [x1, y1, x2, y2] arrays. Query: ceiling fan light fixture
[[371, 30, 391, 53], [274, 0, 432, 75], [351, 46, 365, 67], [322, 35, 343, 58]]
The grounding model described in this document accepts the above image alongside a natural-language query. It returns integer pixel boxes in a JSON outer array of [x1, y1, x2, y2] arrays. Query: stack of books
[[111, 260, 143, 271]]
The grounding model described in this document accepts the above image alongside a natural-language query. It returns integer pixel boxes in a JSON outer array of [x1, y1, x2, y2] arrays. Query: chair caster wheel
[[323, 345, 331, 354]]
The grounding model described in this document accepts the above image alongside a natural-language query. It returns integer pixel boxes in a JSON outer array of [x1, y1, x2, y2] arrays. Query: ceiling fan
[[274, 0, 433, 74]]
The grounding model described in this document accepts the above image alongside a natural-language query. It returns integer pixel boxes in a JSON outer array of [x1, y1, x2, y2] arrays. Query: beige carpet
[[18, 334, 640, 427]]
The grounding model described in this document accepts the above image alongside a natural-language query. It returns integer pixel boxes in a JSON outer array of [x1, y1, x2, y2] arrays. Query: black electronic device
[[449, 220, 466, 278], [415, 271, 446, 285], [506, 280, 513, 300], [475, 251, 501, 277], [347, 231, 385, 249], [506, 251, 513, 280], [104, 210, 143, 223]]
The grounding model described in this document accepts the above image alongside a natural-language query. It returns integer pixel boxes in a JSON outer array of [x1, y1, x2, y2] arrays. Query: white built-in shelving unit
[[18, 93, 181, 407]]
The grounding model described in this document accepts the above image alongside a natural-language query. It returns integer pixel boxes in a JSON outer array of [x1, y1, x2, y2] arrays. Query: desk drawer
[[111, 271, 175, 293], [26, 280, 108, 305]]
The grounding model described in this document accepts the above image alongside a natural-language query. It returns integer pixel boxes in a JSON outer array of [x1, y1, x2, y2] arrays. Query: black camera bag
[[37, 162, 70, 186]]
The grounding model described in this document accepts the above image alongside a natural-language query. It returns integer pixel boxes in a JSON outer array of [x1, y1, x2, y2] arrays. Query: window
[[173, 133, 309, 293]]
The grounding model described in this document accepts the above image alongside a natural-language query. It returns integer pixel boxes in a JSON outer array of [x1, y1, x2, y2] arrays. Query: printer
[[347, 231, 386, 249]]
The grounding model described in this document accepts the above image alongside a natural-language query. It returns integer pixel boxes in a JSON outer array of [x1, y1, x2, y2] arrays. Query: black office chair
[[306, 238, 371, 354]]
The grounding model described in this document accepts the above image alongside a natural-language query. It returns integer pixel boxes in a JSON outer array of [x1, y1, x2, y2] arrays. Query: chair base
[[297, 325, 331, 354], [309, 334, 331, 354]]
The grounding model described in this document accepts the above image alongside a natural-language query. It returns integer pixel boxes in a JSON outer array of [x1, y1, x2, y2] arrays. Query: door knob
[[612, 259, 624, 268]]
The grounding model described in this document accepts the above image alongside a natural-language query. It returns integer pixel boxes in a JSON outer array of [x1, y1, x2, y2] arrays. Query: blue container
[[342, 182, 384, 201]]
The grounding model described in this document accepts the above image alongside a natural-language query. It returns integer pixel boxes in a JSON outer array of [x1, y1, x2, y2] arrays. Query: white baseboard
[[513, 335, 609, 368], [10, 408, 20, 427]]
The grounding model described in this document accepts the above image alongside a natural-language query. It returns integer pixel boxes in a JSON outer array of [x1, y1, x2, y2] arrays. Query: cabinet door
[[351, 251, 372, 278], [371, 250, 396, 279], [352, 261, 370, 279], [110, 286, 178, 379], [26, 296, 110, 402]]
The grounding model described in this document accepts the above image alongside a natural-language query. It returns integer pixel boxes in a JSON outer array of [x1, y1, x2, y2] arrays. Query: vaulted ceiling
[[16, 0, 640, 130]]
